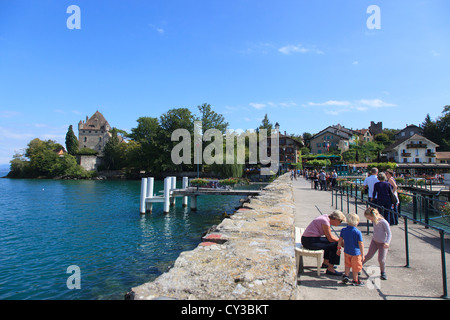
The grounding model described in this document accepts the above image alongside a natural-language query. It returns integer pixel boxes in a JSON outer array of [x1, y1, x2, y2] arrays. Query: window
[[99, 137, 102, 142], [84, 137, 87, 142], [401, 132, 405, 137]]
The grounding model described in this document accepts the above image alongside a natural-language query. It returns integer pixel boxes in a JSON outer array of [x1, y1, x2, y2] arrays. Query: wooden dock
[[139, 177, 261, 214]]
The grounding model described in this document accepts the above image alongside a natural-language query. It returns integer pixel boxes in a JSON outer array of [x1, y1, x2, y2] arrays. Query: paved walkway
[[292, 176, 450, 300]]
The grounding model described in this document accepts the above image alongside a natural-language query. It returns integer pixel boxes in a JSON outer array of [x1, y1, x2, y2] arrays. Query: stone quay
[[128, 173, 298, 300]]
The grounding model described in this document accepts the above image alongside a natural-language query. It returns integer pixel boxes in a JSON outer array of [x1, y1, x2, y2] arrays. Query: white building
[[383, 134, 439, 164]]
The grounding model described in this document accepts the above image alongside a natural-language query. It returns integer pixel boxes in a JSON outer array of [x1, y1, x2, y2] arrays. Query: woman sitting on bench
[[301, 210, 346, 276]]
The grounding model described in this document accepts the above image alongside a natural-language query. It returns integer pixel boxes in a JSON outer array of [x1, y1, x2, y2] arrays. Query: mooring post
[[182, 177, 188, 207], [140, 178, 148, 214], [190, 195, 197, 211], [164, 177, 170, 213], [146, 177, 154, 212], [170, 176, 176, 206]]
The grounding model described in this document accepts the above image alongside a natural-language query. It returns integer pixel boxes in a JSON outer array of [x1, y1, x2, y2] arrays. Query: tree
[[128, 117, 164, 172], [9, 138, 88, 178], [103, 128, 123, 170], [197, 103, 228, 134], [421, 114, 441, 146], [160, 108, 196, 172], [302, 132, 313, 149], [421, 106, 450, 151], [65, 125, 79, 155], [258, 114, 273, 136]]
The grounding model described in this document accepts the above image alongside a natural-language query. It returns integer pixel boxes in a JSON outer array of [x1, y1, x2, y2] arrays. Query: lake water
[[0, 178, 245, 300]]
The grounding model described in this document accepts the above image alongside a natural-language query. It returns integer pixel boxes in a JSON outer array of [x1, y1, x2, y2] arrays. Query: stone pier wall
[[128, 173, 298, 300]]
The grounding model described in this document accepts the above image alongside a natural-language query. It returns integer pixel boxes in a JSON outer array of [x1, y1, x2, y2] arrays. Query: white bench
[[295, 227, 324, 277]]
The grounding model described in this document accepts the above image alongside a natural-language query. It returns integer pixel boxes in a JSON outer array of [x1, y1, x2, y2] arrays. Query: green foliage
[[103, 128, 124, 170], [198, 103, 229, 134], [190, 178, 208, 186], [305, 159, 330, 168], [65, 125, 79, 155], [367, 162, 397, 171], [342, 142, 385, 163], [258, 114, 273, 136], [77, 148, 98, 155], [219, 178, 240, 186], [421, 105, 450, 151], [8, 138, 90, 178]]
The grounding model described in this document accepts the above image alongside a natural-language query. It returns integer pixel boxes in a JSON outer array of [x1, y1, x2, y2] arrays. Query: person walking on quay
[[373, 172, 395, 225], [363, 167, 379, 203], [363, 207, 391, 280], [385, 169, 399, 225], [301, 210, 347, 276], [331, 170, 338, 189], [319, 170, 326, 191], [337, 213, 365, 286]]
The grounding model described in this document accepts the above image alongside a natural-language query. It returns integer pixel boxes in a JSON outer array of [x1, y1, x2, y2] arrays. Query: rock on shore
[[128, 173, 297, 300]]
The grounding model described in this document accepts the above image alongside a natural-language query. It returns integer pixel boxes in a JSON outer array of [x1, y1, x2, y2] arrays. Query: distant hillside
[[0, 164, 9, 177]]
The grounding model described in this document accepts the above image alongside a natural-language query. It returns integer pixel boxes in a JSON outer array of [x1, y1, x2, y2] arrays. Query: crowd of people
[[300, 166, 400, 226], [303, 169, 338, 191]]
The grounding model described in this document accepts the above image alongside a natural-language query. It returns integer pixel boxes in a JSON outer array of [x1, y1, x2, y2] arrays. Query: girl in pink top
[[363, 207, 392, 280]]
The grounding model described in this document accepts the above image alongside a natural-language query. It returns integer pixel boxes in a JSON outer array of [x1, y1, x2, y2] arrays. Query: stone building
[[78, 111, 112, 154], [369, 121, 383, 135], [309, 124, 358, 154]]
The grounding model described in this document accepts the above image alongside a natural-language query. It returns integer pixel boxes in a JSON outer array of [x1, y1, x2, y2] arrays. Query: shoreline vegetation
[[5, 104, 449, 180], [6, 104, 276, 181]]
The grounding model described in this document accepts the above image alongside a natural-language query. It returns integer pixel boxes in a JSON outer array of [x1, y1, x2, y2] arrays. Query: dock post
[[146, 177, 154, 212], [164, 177, 170, 213], [170, 176, 176, 206], [190, 195, 197, 211], [140, 178, 148, 214], [182, 177, 188, 207]]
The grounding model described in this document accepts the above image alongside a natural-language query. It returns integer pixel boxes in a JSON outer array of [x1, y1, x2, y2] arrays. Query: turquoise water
[[0, 178, 243, 300]]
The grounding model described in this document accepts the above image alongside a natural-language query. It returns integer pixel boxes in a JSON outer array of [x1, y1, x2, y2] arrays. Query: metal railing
[[330, 183, 449, 299]]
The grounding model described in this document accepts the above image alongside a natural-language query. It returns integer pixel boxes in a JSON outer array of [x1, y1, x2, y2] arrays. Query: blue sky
[[1, 0, 449, 164]]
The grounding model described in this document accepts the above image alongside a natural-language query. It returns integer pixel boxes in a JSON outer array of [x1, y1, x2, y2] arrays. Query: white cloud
[[278, 44, 324, 55], [0, 127, 34, 141], [307, 100, 351, 107], [249, 102, 266, 110], [149, 24, 165, 35], [357, 99, 396, 108], [0, 110, 21, 118], [250, 101, 297, 110], [305, 98, 396, 116], [325, 108, 351, 116], [278, 44, 309, 55]]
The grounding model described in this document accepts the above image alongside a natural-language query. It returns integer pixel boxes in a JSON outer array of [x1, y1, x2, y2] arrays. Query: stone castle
[[78, 111, 112, 154]]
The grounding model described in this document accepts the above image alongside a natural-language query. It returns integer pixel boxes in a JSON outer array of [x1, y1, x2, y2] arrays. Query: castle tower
[[78, 111, 112, 154]]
